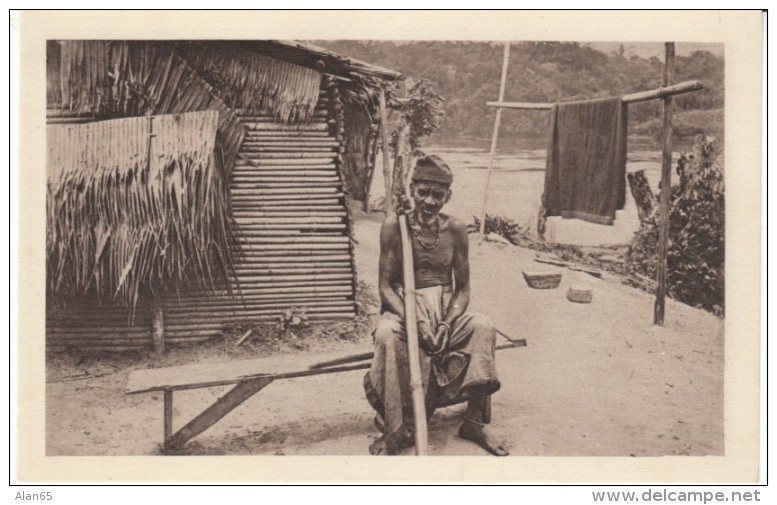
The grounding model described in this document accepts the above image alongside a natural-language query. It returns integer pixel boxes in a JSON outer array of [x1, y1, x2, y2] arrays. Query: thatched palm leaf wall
[[176, 42, 322, 124], [47, 110, 234, 309]]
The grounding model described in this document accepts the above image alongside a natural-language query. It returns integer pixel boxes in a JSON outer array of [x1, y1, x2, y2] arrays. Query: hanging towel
[[542, 97, 628, 226]]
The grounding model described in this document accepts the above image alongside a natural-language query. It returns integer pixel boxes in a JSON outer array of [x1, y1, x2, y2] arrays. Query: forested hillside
[[315, 41, 724, 144]]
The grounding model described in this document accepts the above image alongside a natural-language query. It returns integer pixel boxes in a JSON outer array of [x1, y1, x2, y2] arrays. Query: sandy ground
[[46, 209, 724, 457]]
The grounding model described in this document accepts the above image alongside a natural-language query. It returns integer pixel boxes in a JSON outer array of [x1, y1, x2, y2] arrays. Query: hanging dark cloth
[[541, 97, 628, 226]]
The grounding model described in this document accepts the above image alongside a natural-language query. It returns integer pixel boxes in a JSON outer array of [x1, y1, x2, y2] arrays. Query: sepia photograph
[[15, 10, 762, 484]]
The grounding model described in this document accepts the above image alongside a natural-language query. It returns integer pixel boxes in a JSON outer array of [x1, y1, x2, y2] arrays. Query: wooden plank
[[231, 169, 338, 177], [232, 205, 344, 212], [231, 181, 342, 188], [164, 305, 355, 320], [237, 225, 346, 233], [162, 295, 351, 308], [163, 308, 355, 329], [234, 216, 345, 224], [230, 193, 344, 201], [242, 152, 337, 160], [240, 146, 335, 153], [47, 343, 147, 354], [237, 266, 352, 282], [231, 167, 338, 174], [233, 211, 346, 219], [171, 284, 353, 296], [240, 140, 339, 147], [163, 288, 353, 301], [164, 312, 353, 331], [126, 348, 373, 394], [164, 285, 351, 297], [242, 131, 331, 137], [233, 163, 338, 170], [242, 123, 328, 131], [163, 290, 351, 302], [230, 198, 342, 206], [237, 242, 350, 249], [230, 186, 342, 193], [235, 245, 351, 253], [236, 157, 336, 166]]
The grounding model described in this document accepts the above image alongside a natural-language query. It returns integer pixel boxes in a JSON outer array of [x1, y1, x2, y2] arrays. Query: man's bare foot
[[458, 419, 509, 456], [369, 435, 395, 455], [369, 434, 414, 455]]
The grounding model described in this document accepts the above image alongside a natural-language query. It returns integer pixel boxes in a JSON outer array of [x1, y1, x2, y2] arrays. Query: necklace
[[409, 213, 441, 251]]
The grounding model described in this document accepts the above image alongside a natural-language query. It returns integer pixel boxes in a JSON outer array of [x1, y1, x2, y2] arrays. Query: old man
[[364, 154, 508, 456]]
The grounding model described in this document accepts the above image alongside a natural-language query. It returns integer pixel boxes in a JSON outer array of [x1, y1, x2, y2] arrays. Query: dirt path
[[46, 211, 723, 457]]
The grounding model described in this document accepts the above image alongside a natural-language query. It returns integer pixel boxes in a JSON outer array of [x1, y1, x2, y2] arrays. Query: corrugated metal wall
[[46, 94, 358, 352]]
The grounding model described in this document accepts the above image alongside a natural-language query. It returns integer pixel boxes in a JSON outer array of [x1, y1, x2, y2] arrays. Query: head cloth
[[411, 155, 453, 185]]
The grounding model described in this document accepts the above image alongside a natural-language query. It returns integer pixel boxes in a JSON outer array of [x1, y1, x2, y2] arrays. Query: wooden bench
[[126, 335, 526, 453]]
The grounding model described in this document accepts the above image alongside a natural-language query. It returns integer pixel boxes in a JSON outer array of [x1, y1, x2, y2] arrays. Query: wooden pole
[[485, 80, 702, 110], [372, 87, 392, 213], [479, 42, 511, 241], [152, 302, 165, 354], [654, 42, 675, 326], [398, 214, 429, 455], [163, 389, 173, 445]]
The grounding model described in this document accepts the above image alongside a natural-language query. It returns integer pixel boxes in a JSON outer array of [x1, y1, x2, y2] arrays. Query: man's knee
[[373, 314, 404, 349], [468, 313, 496, 345], [469, 313, 495, 332]]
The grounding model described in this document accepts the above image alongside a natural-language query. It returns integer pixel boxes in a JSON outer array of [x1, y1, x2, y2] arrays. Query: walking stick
[[398, 213, 429, 455]]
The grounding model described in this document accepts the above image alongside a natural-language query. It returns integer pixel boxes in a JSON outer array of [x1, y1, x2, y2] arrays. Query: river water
[[368, 137, 676, 246]]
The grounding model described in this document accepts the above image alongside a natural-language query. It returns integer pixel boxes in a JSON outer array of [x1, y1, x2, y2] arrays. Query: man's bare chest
[[410, 232, 455, 271]]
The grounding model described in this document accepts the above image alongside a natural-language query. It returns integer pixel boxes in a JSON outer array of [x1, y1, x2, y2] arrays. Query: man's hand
[[430, 322, 451, 356], [417, 321, 436, 354]]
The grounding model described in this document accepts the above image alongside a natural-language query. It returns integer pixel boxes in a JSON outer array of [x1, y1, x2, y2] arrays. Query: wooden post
[[398, 214, 429, 455], [393, 120, 413, 212], [165, 376, 275, 451], [654, 42, 675, 326], [479, 42, 511, 241], [371, 87, 392, 213], [163, 389, 173, 445], [152, 302, 165, 354]]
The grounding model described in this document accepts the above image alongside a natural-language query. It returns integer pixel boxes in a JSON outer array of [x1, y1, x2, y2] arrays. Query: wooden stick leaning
[[478, 42, 511, 242], [397, 213, 429, 455]]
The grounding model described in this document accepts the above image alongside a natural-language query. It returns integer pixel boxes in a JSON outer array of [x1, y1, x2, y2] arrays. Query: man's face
[[410, 180, 452, 223]]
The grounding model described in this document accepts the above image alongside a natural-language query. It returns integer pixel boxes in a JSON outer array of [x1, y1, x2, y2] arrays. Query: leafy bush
[[467, 214, 527, 244], [626, 135, 724, 315]]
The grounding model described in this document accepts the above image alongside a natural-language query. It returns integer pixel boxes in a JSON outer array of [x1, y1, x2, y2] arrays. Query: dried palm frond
[[47, 110, 235, 311], [178, 42, 321, 124], [51, 41, 321, 126]]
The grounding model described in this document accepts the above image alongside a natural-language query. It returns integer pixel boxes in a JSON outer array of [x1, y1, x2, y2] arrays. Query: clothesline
[[485, 80, 702, 110]]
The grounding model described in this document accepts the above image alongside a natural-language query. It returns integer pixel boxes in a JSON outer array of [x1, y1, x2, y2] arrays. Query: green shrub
[[627, 135, 724, 315], [468, 214, 526, 244]]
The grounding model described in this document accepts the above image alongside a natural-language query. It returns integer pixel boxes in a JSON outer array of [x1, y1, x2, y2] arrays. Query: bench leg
[[163, 389, 173, 445], [165, 376, 275, 452]]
